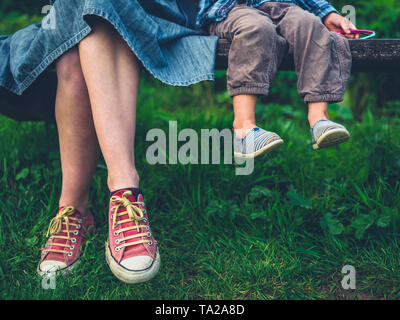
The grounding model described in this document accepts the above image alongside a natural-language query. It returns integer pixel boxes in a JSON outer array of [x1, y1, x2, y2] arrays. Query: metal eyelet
[[115, 247, 120, 252], [115, 239, 119, 245], [143, 209, 147, 214], [78, 219, 83, 223], [71, 238, 77, 243], [147, 232, 151, 238], [68, 252, 73, 256], [148, 240, 153, 246], [143, 218, 147, 223], [76, 224, 81, 229], [110, 214, 114, 220], [73, 230, 79, 235], [146, 226, 150, 230], [70, 245, 75, 250], [114, 231, 119, 237]]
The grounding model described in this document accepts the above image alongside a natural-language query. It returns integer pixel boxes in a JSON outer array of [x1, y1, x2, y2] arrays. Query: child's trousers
[[208, 2, 352, 103]]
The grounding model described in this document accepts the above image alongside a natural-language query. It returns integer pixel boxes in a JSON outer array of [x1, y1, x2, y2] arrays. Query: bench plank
[[216, 39, 400, 72]]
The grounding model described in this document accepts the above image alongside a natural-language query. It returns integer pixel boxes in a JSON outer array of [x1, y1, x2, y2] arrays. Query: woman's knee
[[56, 47, 86, 88]]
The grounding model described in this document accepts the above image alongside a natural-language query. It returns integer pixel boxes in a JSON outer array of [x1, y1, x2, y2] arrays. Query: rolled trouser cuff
[[304, 93, 344, 104], [229, 84, 270, 97]]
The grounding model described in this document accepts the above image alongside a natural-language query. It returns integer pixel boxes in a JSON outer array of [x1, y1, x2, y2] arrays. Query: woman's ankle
[[107, 171, 140, 192], [59, 200, 90, 217]]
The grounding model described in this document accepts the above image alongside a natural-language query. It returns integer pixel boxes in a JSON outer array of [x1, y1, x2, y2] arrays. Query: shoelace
[[43, 206, 82, 256], [110, 191, 151, 251]]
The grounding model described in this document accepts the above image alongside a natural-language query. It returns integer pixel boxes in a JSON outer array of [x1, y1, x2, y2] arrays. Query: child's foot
[[234, 127, 283, 159], [105, 188, 160, 284], [311, 120, 350, 150], [38, 206, 94, 276]]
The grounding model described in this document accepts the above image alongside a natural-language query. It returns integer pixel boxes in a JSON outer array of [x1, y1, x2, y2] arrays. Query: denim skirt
[[0, 0, 218, 95]]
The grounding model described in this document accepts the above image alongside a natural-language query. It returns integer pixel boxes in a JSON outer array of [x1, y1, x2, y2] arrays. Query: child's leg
[[232, 94, 257, 138], [209, 5, 287, 117], [209, 5, 286, 157], [269, 4, 351, 149], [270, 4, 351, 111], [272, 5, 352, 108], [308, 102, 329, 128]]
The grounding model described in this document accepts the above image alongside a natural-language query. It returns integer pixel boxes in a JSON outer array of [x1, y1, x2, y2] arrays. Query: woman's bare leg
[[55, 47, 100, 214], [78, 18, 141, 191], [38, 48, 100, 273], [78, 19, 161, 280]]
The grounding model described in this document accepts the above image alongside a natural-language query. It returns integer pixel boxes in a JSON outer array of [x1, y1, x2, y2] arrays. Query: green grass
[[0, 75, 400, 300]]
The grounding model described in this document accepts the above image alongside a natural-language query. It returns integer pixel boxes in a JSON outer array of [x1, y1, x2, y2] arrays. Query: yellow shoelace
[[111, 191, 150, 251], [44, 206, 81, 255]]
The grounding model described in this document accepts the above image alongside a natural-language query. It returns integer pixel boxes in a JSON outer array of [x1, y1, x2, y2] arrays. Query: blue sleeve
[[304, 0, 339, 18]]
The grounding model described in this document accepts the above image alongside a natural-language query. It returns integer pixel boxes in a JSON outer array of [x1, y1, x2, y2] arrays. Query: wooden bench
[[217, 39, 400, 71], [1, 39, 400, 122]]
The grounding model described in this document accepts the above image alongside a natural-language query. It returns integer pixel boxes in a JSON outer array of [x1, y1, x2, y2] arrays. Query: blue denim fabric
[[0, 0, 218, 95]]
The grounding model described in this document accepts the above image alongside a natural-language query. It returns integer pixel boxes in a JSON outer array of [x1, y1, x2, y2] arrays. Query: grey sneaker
[[311, 120, 350, 150], [234, 127, 283, 159]]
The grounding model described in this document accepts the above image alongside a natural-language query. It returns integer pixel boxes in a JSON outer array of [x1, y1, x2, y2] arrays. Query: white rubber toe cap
[[39, 260, 67, 273], [120, 256, 154, 271]]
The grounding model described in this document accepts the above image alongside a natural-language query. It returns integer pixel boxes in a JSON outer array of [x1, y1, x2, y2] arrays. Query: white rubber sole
[[313, 128, 350, 150], [37, 258, 80, 277], [234, 139, 284, 159], [105, 242, 160, 284]]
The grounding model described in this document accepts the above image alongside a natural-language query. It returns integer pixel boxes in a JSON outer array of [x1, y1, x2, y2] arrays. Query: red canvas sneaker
[[105, 188, 160, 284], [38, 206, 94, 275]]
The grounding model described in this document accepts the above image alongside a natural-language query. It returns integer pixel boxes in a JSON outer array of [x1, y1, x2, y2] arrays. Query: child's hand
[[323, 12, 360, 39]]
